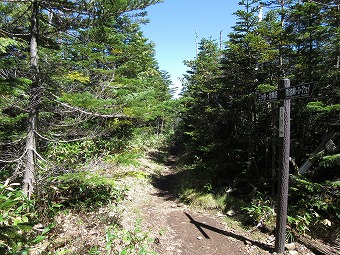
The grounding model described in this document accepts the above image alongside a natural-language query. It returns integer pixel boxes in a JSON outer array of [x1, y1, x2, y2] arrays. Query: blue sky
[[141, 0, 241, 96]]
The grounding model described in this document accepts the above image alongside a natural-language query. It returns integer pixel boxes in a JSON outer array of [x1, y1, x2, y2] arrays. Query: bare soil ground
[[123, 169, 245, 254], [119, 154, 314, 255], [38, 152, 317, 255]]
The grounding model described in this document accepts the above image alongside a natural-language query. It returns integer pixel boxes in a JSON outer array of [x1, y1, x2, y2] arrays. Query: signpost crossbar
[[256, 82, 314, 103]]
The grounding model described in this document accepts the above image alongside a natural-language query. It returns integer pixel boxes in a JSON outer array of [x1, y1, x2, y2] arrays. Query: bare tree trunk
[[23, 0, 39, 199]]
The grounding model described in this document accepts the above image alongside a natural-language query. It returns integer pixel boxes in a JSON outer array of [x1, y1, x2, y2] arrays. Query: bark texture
[[274, 78, 291, 253], [23, 0, 39, 199]]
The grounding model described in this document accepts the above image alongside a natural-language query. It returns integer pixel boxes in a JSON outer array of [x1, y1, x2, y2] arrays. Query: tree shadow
[[148, 147, 181, 201], [148, 149, 169, 165], [150, 165, 179, 201], [147, 147, 177, 166], [184, 212, 274, 253], [149, 149, 274, 254]]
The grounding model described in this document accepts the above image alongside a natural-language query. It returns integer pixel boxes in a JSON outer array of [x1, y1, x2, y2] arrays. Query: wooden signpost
[[256, 79, 314, 254]]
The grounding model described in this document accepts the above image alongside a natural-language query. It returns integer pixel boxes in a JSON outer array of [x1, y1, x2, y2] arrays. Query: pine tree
[[0, 0, 165, 198], [220, 0, 266, 179], [179, 38, 227, 179]]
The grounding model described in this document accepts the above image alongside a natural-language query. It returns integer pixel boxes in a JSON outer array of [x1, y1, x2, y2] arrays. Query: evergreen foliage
[[178, 0, 339, 183], [177, 0, 339, 238], [0, 0, 172, 187]]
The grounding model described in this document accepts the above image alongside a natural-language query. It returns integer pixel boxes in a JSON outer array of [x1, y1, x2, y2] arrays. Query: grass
[[111, 170, 150, 180], [169, 163, 248, 214], [105, 219, 156, 255], [179, 188, 248, 215], [104, 151, 142, 167], [180, 189, 224, 210]]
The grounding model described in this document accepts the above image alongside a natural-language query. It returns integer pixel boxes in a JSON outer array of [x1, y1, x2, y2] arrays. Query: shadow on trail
[[148, 150, 179, 201], [151, 173, 178, 201], [149, 150, 274, 254], [184, 212, 274, 253]]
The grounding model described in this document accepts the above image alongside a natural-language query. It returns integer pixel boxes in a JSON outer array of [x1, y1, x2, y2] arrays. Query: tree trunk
[[23, 0, 39, 199]]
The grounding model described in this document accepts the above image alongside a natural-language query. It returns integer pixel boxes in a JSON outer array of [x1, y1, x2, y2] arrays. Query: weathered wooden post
[[256, 79, 314, 254], [275, 78, 291, 253]]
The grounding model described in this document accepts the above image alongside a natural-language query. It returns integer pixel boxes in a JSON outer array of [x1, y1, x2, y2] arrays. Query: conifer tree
[[180, 38, 223, 167], [0, 0, 165, 198]]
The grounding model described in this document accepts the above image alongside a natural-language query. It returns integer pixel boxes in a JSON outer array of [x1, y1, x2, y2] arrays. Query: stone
[[285, 242, 296, 251], [217, 212, 225, 217], [288, 251, 299, 255], [33, 223, 44, 230], [226, 210, 235, 216]]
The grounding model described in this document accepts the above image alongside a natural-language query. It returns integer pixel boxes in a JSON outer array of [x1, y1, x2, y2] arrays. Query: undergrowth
[[0, 180, 52, 255], [106, 219, 156, 255], [37, 171, 126, 218], [36, 130, 168, 254], [288, 177, 339, 242]]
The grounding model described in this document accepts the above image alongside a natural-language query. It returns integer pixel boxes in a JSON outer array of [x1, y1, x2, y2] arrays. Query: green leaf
[[0, 199, 18, 210]]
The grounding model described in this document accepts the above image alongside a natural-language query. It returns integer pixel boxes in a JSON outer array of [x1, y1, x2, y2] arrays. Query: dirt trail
[[37, 152, 317, 254], [121, 155, 274, 255]]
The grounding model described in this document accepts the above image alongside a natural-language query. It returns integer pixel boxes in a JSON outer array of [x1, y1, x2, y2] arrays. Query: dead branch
[[1, 95, 29, 113], [34, 130, 96, 143], [0, 136, 27, 146], [294, 231, 340, 255], [0, 149, 27, 163], [50, 93, 131, 119], [1, 0, 30, 2], [49, 119, 88, 128]]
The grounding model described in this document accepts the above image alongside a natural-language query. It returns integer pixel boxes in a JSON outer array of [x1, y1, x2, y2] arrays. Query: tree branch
[[1, 0, 31, 2], [32, 148, 48, 163], [49, 119, 88, 128], [34, 130, 96, 143], [0, 136, 27, 146], [50, 94, 132, 120], [308, 0, 340, 7], [0, 149, 27, 163]]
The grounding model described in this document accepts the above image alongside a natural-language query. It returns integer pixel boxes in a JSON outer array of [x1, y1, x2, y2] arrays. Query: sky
[[141, 0, 241, 97]]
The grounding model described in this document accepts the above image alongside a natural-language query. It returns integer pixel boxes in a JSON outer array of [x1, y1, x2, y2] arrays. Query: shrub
[[241, 193, 275, 227], [105, 219, 156, 255], [0, 180, 51, 254], [37, 172, 127, 215], [288, 177, 339, 239]]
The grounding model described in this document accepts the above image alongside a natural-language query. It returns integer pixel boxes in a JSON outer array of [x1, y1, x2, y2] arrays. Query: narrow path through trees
[[120, 153, 280, 255]]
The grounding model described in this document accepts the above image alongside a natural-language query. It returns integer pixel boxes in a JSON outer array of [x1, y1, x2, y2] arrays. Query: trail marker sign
[[256, 90, 279, 102], [256, 82, 314, 103], [255, 79, 314, 253], [285, 82, 314, 99]]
